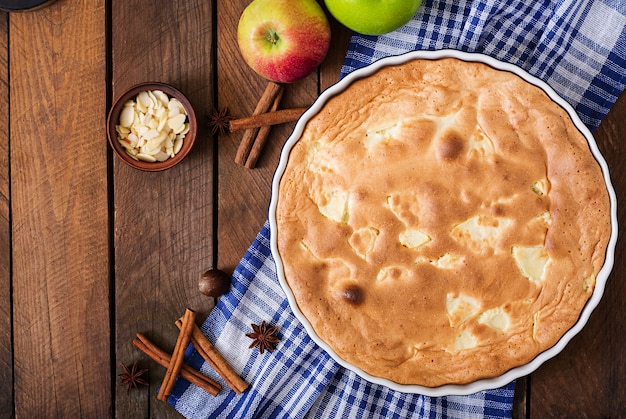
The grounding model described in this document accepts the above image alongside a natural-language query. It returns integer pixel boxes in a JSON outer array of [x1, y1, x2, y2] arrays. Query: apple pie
[[274, 57, 611, 387]]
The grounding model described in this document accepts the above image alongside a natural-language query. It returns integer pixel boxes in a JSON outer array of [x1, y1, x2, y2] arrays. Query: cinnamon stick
[[157, 308, 196, 401], [235, 81, 284, 165], [176, 319, 248, 394], [244, 90, 283, 169], [133, 333, 221, 397], [229, 107, 307, 132]]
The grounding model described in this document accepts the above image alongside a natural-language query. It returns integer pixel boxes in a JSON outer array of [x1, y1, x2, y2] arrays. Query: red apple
[[237, 0, 331, 83]]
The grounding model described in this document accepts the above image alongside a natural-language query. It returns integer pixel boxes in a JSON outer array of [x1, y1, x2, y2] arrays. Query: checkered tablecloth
[[170, 1, 626, 417]]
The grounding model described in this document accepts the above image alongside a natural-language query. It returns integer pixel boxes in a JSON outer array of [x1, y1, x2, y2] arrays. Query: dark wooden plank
[[216, 0, 349, 271], [529, 90, 626, 416], [511, 376, 527, 419], [0, 10, 10, 417], [9, 1, 109, 416], [320, 10, 352, 90], [110, 1, 214, 416]]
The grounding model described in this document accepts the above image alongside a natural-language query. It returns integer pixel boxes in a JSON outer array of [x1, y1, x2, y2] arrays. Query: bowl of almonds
[[107, 82, 197, 171]]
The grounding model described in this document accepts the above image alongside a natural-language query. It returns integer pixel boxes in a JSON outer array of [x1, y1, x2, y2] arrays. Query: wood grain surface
[[111, 1, 214, 417], [8, 1, 109, 416], [0, 0, 623, 417], [215, 1, 317, 273], [0, 10, 10, 417]]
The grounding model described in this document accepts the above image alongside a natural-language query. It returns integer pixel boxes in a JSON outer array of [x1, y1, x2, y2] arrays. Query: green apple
[[324, 0, 422, 35], [237, 0, 331, 83]]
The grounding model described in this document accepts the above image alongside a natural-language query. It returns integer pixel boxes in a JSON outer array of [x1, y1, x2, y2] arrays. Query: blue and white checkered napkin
[[171, 1, 626, 417]]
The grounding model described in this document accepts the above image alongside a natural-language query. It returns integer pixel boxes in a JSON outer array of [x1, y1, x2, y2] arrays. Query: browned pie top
[[275, 58, 611, 387]]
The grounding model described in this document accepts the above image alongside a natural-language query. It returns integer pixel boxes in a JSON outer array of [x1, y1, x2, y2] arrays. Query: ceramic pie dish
[[268, 49, 617, 396]]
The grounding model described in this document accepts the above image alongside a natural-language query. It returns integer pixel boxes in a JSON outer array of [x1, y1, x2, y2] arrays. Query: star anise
[[246, 321, 280, 354], [118, 361, 148, 394], [206, 107, 234, 136]]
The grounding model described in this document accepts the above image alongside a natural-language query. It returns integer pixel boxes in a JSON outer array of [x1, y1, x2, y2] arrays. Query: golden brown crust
[[275, 58, 611, 387]]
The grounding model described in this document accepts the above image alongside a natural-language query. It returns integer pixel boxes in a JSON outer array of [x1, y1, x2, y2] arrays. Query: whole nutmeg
[[198, 269, 231, 297]]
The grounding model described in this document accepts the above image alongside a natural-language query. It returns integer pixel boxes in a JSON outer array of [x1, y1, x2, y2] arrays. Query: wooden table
[[0, 1, 623, 417]]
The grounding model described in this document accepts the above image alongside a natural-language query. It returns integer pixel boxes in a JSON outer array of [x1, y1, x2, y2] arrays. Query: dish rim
[[268, 49, 618, 396]]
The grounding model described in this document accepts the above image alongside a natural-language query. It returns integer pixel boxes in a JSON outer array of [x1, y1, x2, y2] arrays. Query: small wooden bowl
[[107, 82, 197, 171]]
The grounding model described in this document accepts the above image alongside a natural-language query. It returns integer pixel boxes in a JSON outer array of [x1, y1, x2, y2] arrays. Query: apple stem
[[266, 29, 279, 45]]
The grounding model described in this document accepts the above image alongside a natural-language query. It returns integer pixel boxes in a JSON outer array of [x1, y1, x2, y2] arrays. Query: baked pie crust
[[275, 57, 611, 387]]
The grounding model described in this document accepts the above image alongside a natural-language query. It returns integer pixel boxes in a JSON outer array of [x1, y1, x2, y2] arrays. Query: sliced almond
[[115, 89, 190, 162]]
